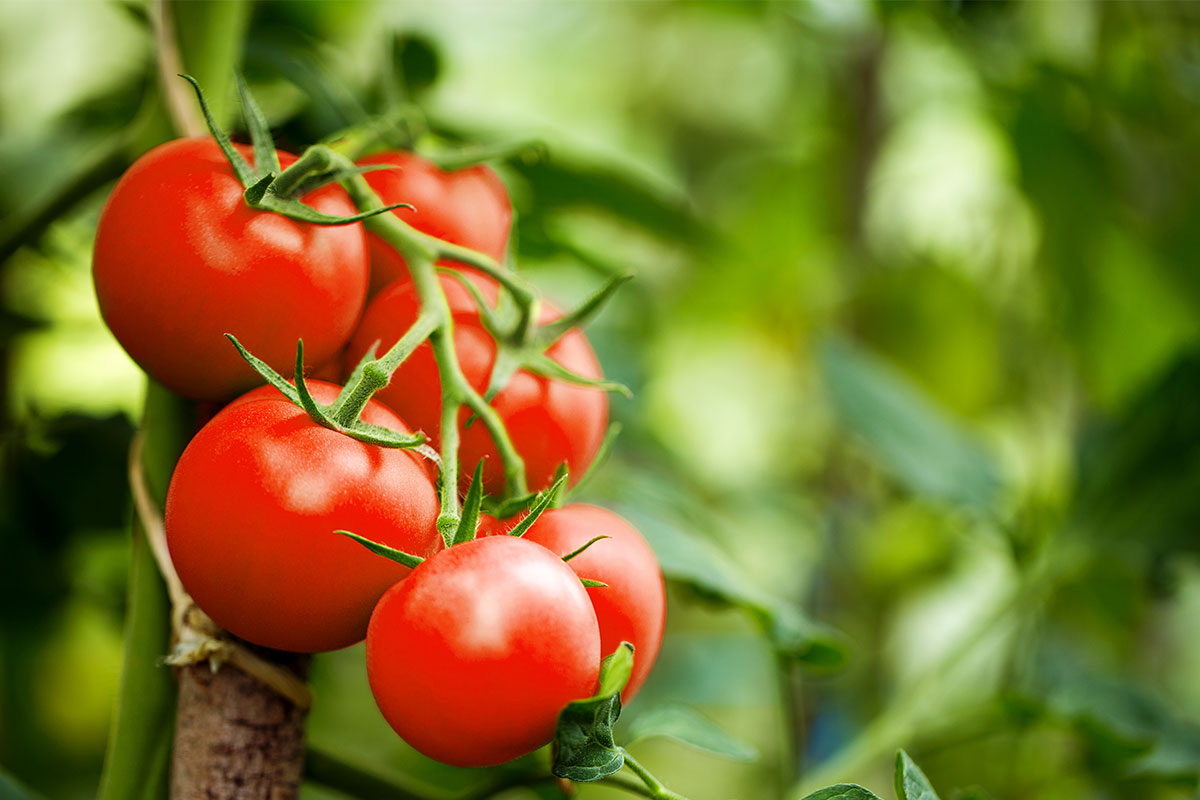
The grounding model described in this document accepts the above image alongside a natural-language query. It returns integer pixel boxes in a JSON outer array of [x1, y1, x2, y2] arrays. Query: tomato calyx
[[180, 74, 411, 227], [226, 334, 436, 455]]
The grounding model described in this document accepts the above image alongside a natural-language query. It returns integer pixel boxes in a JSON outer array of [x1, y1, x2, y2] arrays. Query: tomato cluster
[[95, 134, 665, 768]]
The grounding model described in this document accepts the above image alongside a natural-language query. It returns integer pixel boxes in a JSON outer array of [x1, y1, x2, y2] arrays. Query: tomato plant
[[359, 150, 512, 293], [365, 535, 600, 767], [343, 272, 609, 493], [164, 380, 440, 653], [480, 504, 665, 703], [93, 137, 370, 400]]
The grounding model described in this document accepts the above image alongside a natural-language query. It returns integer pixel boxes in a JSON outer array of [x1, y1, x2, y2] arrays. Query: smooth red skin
[[480, 505, 665, 703], [93, 138, 369, 400], [165, 381, 440, 653], [360, 151, 512, 294], [366, 535, 600, 767], [342, 274, 609, 494]]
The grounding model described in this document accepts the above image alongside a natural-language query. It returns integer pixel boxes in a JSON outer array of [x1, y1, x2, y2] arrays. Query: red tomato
[[93, 138, 369, 400], [480, 504, 665, 703], [366, 535, 600, 767], [359, 151, 512, 293], [343, 274, 608, 494], [165, 381, 440, 653]]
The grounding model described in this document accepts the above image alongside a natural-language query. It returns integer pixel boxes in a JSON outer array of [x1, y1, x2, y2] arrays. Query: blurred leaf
[[1073, 352, 1200, 552], [625, 704, 758, 762], [894, 751, 941, 800], [819, 337, 1001, 511], [799, 786, 883, 800], [625, 505, 847, 669], [0, 766, 47, 800]]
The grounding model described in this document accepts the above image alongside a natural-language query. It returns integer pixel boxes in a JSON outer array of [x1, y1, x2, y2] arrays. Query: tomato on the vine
[[342, 273, 609, 494], [165, 380, 440, 653], [366, 535, 600, 767], [481, 504, 665, 703], [93, 137, 369, 400], [359, 150, 512, 294]]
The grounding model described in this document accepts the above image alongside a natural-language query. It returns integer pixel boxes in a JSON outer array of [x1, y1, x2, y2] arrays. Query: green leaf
[[335, 530, 424, 569], [225, 334, 300, 405], [626, 704, 758, 762], [452, 461, 486, 547], [536, 272, 633, 346], [624, 507, 848, 669], [551, 643, 634, 782], [234, 71, 281, 176], [895, 751, 941, 800], [799, 786, 884, 800], [0, 765, 48, 800], [506, 474, 568, 538], [819, 337, 1001, 511], [178, 74, 256, 187], [562, 535, 609, 563]]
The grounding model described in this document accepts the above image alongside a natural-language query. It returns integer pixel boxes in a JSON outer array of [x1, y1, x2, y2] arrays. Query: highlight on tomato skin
[[342, 272, 609, 494], [480, 503, 666, 704], [92, 137, 370, 401], [359, 150, 513, 294], [164, 380, 441, 654], [365, 535, 601, 768]]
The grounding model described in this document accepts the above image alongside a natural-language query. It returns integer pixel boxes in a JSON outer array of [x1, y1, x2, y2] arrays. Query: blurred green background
[[4, 1, 1200, 799]]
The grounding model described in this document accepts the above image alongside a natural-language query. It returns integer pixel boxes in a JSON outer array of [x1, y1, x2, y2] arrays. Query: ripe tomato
[[359, 150, 512, 293], [480, 504, 665, 703], [366, 535, 600, 767], [93, 137, 369, 400], [343, 274, 608, 494], [165, 381, 440, 653]]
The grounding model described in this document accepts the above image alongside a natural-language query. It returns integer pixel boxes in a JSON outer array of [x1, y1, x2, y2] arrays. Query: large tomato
[[366, 535, 600, 767], [93, 137, 369, 400], [359, 150, 511, 293], [480, 504, 665, 703], [343, 274, 608, 494], [165, 381, 440, 653]]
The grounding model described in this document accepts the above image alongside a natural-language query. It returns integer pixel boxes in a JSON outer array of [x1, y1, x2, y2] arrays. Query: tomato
[[342, 274, 609, 494], [480, 504, 665, 703], [165, 381, 440, 653], [93, 137, 369, 400], [359, 150, 512, 293], [366, 535, 600, 767]]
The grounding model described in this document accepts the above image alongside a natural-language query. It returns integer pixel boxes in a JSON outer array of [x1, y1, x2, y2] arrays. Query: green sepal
[[179, 74, 256, 186], [536, 273, 632, 347], [562, 535, 609, 563], [226, 336, 425, 450], [484, 489, 539, 521], [252, 191, 414, 227], [285, 163, 404, 201], [895, 751, 941, 800], [225, 334, 300, 404], [451, 461, 486, 547], [580, 578, 608, 588], [234, 70, 281, 176], [524, 353, 632, 397], [506, 474, 567, 538], [567, 423, 621, 497], [335, 530, 425, 569], [243, 173, 275, 204], [438, 267, 505, 336], [551, 642, 634, 782], [799, 786, 884, 800]]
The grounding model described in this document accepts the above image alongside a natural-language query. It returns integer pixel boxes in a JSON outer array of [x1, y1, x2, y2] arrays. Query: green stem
[[336, 151, 530, 499], [620, 750, 691, 800], [331, 311, 441, 427], [269, 147, 333, 197]]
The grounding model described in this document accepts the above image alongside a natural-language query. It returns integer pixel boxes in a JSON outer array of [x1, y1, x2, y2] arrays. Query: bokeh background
[[3, 1, 1200, 799]]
